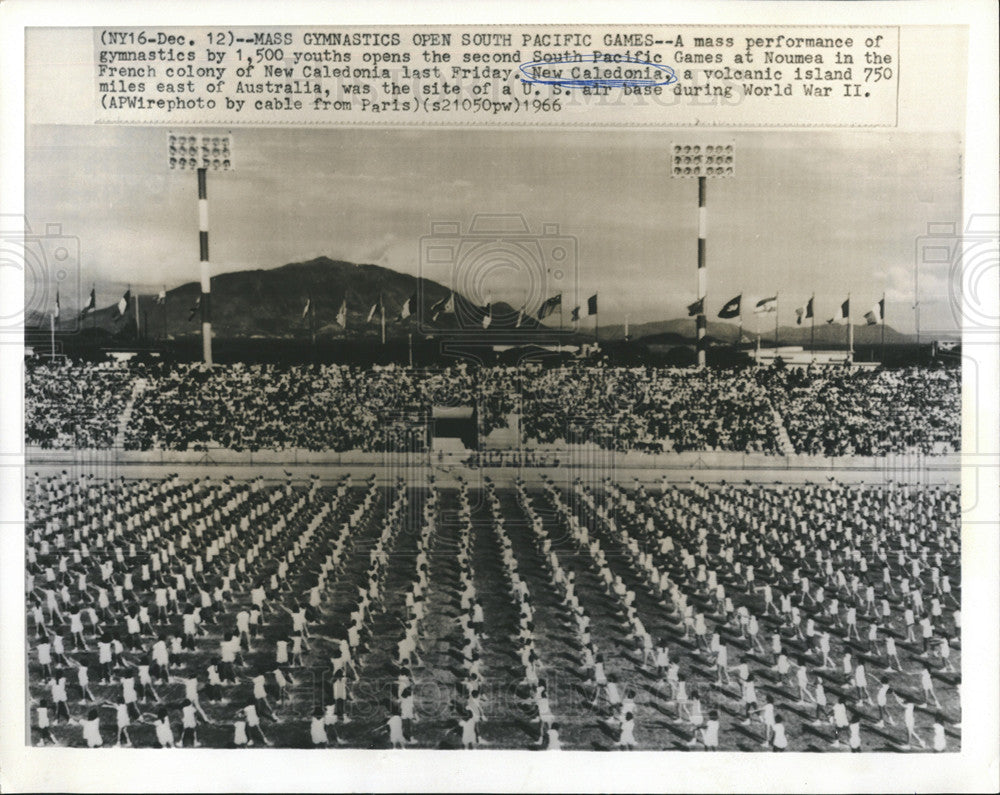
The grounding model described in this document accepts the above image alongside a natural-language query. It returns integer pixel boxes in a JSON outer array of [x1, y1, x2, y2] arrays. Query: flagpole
[[162, 284, 167, 343], [408, 332, 413, 367], [310, 292, 316, 351], [625, 313, 630, 342], [734, 296, 742, 350], [880, 292, 886, 365], [755, 309, 761, 363], [847, 291, 854, 364], [134, 287, 140, 339], [774, 291, 779, 350], [558, 298, 563, 356], [49, 311, 55, 358], [810, 293, 815, 351], [90, 283, 95, 338], [380, 292, 386, 346], [594, 294, 599, 346]]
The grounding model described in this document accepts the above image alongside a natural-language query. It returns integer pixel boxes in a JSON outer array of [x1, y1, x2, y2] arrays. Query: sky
[[26, 124, 963, 333]]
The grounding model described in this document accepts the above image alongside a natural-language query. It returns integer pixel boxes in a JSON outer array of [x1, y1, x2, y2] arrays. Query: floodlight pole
[[197, 167, 213, 367], [696, 176, 707, 367], [672, 142, 733, 368], [170, 133, 231, 366]]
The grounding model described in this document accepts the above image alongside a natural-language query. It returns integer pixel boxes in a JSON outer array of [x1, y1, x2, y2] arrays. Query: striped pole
[[696, 176, 707, 367], [197, 168, 213, 366]]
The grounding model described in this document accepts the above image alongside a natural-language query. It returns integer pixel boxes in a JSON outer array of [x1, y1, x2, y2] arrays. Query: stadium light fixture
[[168, 132, 233, 366], [672, 141, 736, 366]]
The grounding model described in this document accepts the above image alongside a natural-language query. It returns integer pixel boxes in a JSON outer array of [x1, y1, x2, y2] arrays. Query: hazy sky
[[27, 124, 962, 332]]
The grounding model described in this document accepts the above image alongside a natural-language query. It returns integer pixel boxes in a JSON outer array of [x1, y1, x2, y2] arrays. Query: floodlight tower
[[671, 142, 735, 367], [168, 132, 232, 366]]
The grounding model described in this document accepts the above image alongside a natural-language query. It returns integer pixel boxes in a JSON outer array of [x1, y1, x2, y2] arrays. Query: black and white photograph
[[1, 2, 997, 793]]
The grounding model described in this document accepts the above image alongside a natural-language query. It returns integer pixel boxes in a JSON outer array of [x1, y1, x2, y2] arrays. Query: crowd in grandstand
[[23, 360, 134, 449], [770, 367, 960, 456], [24, 471, 960, 750], [23, 358, 960, 457], [518, 367, 783, 453]]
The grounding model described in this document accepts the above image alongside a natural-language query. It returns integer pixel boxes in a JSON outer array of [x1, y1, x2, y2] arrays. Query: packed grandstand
[[24, 360, 960, 457]]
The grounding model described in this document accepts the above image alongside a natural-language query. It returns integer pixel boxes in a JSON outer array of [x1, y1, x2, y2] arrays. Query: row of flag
[[301, 296, 347, 327], [689, 293, 886, 326], [298, 290, 600, 331], [62, 285, 885, 333], [537, 293, 599, 323], [76, 288, 155, 318]]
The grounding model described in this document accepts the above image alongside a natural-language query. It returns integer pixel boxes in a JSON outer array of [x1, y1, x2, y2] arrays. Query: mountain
[[601, 318, 917, 347], [26, 258, 574, 343], [23, 256, 923, 347], [27, 258, 454, 341]]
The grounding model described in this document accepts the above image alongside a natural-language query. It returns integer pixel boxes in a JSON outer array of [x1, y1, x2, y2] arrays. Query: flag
[[54, 290, 60, 320], [537, 294, 562, 321], [301, 297, 311, 319], [430, 291, 454, 321], [336, 299, 347, 328], [718, 294, 741, 319], [864, 298, 884, 326], [481, 303, 492, 329], [187, 295, 201, 322], [398, 292, 417, 321], [570, 306, 580, 323], [587, 294, 598, 316], [79, 287, 96, 317], [754, 296, 777, 314], [795, 297, 814, 325], [687, 297, 704, 317], [113, 289, 131, 320], [366, 297, 382, 323], [828, 298, 850, 324]]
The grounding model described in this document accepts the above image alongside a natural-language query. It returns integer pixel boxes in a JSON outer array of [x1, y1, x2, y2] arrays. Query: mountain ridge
[[26, 256, 929, 345]]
